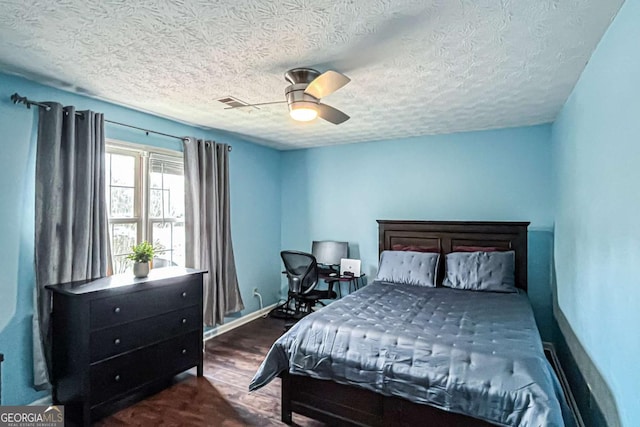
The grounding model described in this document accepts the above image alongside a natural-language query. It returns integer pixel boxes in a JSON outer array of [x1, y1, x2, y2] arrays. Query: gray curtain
[[33, 103, 111, 388], [183, 138, 243, 326]]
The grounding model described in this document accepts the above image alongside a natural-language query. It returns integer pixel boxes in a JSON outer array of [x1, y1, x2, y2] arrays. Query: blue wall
[[0, 72, 282, 404], [281, 125, 556, 338], [552, 0, 640, 425]]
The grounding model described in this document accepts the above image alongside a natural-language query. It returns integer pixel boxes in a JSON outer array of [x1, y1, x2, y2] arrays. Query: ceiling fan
[[226, 68, 351, 124]]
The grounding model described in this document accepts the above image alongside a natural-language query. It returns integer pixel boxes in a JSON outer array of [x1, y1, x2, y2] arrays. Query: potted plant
[[127, 241, 155, 278]]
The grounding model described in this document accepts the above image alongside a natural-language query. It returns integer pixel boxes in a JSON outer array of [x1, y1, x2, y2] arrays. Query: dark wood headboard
[[377, 220, 530, 292]]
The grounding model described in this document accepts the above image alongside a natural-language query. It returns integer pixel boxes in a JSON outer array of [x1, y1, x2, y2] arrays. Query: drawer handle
[[114, 307, 121, 314], [181, 318, 187, 324], [114, 338, 121, 345], [181, 348, 187, 355], [181, 292, 187, 298], [114, 374, 121, 382]]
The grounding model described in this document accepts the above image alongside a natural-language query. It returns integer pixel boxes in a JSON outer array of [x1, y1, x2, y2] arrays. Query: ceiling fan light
[[289, 105, 318, 122]]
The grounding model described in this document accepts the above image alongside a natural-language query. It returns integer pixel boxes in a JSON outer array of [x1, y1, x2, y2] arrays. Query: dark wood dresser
[[46, 267, 205, 426]]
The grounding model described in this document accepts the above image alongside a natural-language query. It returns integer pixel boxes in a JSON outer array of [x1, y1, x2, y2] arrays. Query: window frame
[[147, 152, 186, 266], [106, 139, 185, 269]]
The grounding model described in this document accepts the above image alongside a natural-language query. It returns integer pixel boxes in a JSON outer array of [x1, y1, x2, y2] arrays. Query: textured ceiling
[[0, 0, 623, 149]]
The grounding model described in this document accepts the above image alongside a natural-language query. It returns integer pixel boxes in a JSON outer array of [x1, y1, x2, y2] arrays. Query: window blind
[[149, 154, 183, 176]]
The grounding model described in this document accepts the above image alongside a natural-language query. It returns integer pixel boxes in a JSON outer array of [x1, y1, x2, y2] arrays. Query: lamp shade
[[288, 101, 318, 121]]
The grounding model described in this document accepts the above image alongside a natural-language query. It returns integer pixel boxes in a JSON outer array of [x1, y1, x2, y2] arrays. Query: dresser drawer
[[90, 331, 200, 405], [90, 277, 201, 330], [89, 305, 200, 362]]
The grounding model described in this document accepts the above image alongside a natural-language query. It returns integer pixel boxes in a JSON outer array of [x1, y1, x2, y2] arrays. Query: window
[[148, 155, 186, 267], [105, 143, 185, 273]]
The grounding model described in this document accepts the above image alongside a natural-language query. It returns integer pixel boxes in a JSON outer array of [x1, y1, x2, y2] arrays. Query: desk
[[320, 273, 366, 297]]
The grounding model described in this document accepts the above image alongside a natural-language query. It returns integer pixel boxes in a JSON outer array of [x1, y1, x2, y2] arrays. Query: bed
[[250, 221, 570, 426]]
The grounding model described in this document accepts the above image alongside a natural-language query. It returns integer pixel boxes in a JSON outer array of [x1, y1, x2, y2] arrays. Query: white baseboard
[[203, 303, 277, 342]]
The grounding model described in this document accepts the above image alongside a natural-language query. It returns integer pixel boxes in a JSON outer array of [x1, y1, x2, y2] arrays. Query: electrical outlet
[[252, 287, 259, 295]]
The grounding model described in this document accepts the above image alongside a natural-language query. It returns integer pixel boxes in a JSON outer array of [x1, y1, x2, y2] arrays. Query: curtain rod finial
[[10, 92, 23, 105]]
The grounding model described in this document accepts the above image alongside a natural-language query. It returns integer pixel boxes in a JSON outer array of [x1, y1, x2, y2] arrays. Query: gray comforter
[[250, 282, 573, 426]]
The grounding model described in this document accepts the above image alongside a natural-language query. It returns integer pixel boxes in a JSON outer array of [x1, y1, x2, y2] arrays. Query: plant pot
[[133, 262, 150, 278]]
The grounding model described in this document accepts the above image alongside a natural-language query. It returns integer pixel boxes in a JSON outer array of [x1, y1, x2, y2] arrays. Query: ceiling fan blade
[[317, 103, 350, 124], [224, 100, 287, 109], [270, 10, 433, 75], [304, 71, 351, 99]]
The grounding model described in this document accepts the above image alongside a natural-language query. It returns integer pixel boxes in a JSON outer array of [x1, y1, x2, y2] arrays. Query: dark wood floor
[[97, 316, 323, 426]]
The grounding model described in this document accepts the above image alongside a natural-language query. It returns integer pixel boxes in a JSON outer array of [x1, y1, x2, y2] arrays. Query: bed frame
[[280, 220, 530, 427]]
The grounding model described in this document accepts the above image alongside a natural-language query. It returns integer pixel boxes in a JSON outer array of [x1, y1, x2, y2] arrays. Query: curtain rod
[[10, 93, 232, 151]]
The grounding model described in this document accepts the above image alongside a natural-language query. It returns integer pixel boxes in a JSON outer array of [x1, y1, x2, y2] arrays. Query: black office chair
[[271, 251, 337, 322]]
